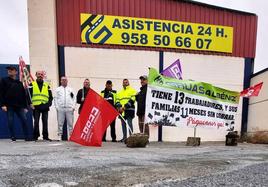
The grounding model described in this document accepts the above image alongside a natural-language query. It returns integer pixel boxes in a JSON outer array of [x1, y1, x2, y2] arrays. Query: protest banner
[[145, 68, 240, 131]]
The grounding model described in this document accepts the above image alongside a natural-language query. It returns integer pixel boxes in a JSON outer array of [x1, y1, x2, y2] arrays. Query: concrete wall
[[27, 0, 245, 141], [64, 47, 159, 141], [248, 70, 268, 132], [64, 47, 244, 142], [163, 53, 244, 141], [28, 0, 59, 139]]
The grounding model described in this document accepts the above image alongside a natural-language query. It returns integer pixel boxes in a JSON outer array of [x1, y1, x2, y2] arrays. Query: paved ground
[[0, 140, 267, 187]]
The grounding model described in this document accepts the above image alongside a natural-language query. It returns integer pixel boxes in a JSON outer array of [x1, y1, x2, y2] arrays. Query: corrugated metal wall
[[56, 0, 257, 58]]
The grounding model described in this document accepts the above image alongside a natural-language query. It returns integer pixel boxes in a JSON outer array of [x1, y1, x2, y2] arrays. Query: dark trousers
[[33, 110, 49, 139], [7, 107, 29, 140], [102, 120, 116, 141], [138, 115, 149, 136]]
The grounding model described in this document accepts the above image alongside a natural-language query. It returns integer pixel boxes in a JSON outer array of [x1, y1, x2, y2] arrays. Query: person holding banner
[[29, 71, 53, 141], [101, 80, 117, 142], [76, 78, 90, 114], [0, 66, 31, 141], [136, 75, 149, 136], [54, 76, 76, 140], [115, 79, 136, 142]]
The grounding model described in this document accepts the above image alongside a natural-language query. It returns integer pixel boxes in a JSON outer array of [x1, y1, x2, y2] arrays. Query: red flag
[[70, 89, 119, 146], [19, 56, 34, 88], [240, 82, 263, 97]]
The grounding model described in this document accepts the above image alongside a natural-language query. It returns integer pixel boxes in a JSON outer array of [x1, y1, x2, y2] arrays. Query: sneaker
[[11, 137, 16, 142], [118, 138, 126, 143], [112, 139, 117, 142], [43, 138, 52, 142]]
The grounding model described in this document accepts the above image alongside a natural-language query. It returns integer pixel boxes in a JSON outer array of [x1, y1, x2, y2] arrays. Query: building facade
[[26, 0, 258, 141]]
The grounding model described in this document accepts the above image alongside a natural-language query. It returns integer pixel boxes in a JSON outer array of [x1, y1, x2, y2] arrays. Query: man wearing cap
[[0, 66, 31, 141], [29, 71, 53, 141], [101, 80, 117, 142], [136, 75, 149, 136]]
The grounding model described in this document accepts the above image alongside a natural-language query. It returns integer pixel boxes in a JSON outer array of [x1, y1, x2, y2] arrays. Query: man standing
[[76, 78, 90, 114], [54, 76, 76, 140], [0, 66, 31, 141], [136, 75, 149, 136], [115, 79, 136, 142], [29, 71, 53, 141], [101, 80, 117, 142]]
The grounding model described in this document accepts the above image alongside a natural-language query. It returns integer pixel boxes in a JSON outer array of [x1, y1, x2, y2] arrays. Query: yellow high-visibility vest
[[116, 86, 136, 107], [32, 81, 49, 106]]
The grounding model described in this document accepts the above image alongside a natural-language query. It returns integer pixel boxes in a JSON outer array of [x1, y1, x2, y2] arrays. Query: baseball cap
[[6, 66, 17, 71], [106, 80, 112, 84], [139, 75, 148, 80]]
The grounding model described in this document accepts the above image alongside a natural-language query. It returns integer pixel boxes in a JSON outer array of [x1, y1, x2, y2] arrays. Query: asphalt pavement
[[0, 140, 267, 187]]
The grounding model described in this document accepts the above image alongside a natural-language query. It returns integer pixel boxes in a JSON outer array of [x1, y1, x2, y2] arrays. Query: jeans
[[121, 117, 133, 140], [57, 109, 74, 140], [33, 110, 49, 140], [7, 107, 29, 140]]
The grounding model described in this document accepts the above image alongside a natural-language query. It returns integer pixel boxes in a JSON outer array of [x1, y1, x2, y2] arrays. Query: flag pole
[[118, 113, 133, 134], [19, 56, 33, 104]]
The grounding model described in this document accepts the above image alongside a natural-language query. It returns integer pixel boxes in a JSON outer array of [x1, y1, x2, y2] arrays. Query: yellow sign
[[81, 13, 233, 53]]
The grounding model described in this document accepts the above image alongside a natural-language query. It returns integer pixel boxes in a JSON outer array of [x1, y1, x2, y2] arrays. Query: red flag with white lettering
[[19, 56, 34, 88], [70, 89, 119, 146], [240, 82, 263, 98]]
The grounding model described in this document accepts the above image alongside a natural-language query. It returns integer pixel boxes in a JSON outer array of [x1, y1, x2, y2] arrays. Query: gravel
[[0, 140, 267, 187]]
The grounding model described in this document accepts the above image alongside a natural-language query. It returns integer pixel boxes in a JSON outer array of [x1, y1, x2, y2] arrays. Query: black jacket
[[29, 80, 53, 111], [0, 77, 29, 108], [101, 89, 117, 107], [76, 87, 90, 114], [136, 84, 147, 116]]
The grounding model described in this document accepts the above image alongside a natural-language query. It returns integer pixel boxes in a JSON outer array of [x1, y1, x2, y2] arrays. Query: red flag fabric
[[19, 56, 34, 88], [70, 89, 119, 146], [240, 82, 263, 97]]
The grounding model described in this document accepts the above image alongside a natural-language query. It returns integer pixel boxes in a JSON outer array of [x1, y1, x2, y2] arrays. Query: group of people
[[0, 65, 149, 142]]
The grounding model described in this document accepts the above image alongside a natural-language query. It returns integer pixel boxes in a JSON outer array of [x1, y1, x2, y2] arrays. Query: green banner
[[145, 68, 240, 129], [148, 68, 239, 104]]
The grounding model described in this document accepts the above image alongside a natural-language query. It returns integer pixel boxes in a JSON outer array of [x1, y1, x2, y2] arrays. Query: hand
[[118, 107, 124, 114], [24, 108, 28, 113], [81, 97, 84, 102], [30, 104, 35, 110], [1, 106, 7, 112]]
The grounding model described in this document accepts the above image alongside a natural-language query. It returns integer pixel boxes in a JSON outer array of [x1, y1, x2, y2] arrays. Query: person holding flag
[[115, 79, 137, 142], [0, 66, 31, 141], [76, 78, 90, 114]]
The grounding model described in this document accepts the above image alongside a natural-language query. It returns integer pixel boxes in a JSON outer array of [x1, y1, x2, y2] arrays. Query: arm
[[70, 88, 76, 109], [0, 78, 8, 111], [0, 79, 4, 107], [28, 83, 34, 109], [54, 88, 58, 110], [48, 86, 53, 106], [76, 89, 82, 104]]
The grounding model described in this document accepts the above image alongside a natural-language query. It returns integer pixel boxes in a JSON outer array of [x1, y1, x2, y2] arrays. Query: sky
[[0, 0, 267, 73]]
